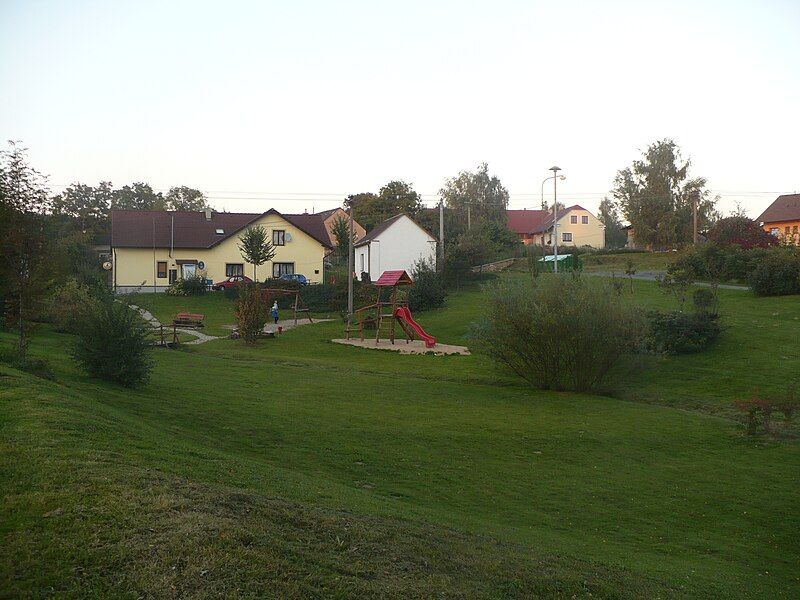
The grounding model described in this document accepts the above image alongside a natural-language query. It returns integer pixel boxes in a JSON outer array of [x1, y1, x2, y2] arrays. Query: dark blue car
[[279, 273, 309, 285]]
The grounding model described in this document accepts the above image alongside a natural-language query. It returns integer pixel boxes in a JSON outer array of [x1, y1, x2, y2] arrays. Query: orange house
[[757, 194, 800, 245]]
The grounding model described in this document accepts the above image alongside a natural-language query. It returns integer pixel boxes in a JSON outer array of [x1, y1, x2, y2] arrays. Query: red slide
[[393, 306, 436, 348]]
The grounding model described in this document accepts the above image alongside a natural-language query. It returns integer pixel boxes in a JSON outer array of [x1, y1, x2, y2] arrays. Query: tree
[[330, 214, 354, 260], [597, 197, 628, 248], [111, 182, 164, 210], [345, 181, 423, 231], [612, 139, 718, 249], [237, 225, 275, 281], [0, 141, 54, 359], [707, 216, 779, 249], [440, 163, 509, 226], [51, 181, 114, 234], [164, 186, 209, 211]]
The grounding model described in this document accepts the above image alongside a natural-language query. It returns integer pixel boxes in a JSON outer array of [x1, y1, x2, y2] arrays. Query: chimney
[[204, 208, 212, 221]]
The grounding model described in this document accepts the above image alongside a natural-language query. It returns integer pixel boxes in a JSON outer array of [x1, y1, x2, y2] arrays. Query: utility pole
[[550, 166, 562, 273], [347, 202, 354, 319], [438, 199, 444, 270]]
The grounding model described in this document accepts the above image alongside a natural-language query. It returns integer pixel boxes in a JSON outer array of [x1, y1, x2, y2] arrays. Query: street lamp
[[540, 169, 565, 272]]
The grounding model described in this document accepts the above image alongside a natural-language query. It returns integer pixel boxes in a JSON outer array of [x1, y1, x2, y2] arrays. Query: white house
[[355, 214, 437, 280]]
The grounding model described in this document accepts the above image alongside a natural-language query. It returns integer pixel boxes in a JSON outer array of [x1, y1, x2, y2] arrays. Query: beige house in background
[[111, 208, 332, 292], [314, 207, 366, 249], [507, 205, 605, 248]]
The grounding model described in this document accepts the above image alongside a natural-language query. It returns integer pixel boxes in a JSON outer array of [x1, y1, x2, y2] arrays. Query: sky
[[1, 0, 798, 218]]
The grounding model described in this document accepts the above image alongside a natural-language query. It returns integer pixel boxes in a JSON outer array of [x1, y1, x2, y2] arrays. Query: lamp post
[[540, 169, 565, 271]]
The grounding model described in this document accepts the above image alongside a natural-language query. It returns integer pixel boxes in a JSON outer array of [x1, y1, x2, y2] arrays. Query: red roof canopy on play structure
[[374, 270, 413, 286]]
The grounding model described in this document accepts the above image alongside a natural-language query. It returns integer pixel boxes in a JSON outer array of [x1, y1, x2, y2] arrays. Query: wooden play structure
[[260, 288, 313, 325], [345, 270, 436, 348]]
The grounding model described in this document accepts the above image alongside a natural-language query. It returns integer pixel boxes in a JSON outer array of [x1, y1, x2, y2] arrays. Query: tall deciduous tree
[[237, 225, 275, 281], [0, 141, 54, 359], [164, 186, 209, 211], [52, 181, 114, 233], [612, 139, 718, 249], [440, 163, 509, 225], [111, 182, 165, 210], [344, 182, 423, 231], [597, 197, 628, 248]]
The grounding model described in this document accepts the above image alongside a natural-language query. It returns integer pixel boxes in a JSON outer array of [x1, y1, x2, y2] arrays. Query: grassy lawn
[[579, 250, 676, 273], [2, 277, 799, 597]]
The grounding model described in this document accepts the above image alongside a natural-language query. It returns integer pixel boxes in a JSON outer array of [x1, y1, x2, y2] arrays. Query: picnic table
[[173, 312, 205, 328]]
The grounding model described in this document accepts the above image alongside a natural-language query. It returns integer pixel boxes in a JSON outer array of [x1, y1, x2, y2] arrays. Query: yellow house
[[507, 205, 605, 248], [111, 208, 332, 292]]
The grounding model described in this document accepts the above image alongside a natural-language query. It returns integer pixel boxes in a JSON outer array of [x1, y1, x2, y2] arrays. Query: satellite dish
[[285, 232, 293, 242], [102, 261, 112, 271]]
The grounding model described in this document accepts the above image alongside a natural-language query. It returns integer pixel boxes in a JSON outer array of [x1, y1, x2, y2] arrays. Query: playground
[[342, 269, 467, 354]]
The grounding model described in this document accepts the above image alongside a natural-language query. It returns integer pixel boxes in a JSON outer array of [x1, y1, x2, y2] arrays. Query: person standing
[[271, 301, 279, 325]]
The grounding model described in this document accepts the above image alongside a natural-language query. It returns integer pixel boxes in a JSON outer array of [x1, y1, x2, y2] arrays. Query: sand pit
[[332, 338, 470, 355]]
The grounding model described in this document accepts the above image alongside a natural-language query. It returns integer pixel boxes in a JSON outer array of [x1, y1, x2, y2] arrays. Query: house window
[[273, 262, 294, 277], [570, 215, 578, 224], [169, 269, 177, 284], [770, 227, 779, 236], [226, 263, 244, 277], [157, 261, 167, 278], [360, 254, 365, 273], [581, 215, 589, 224], [273, 230, 285, 246], [786, 226, 791, 234], [215, 228, 224, 235], [562, 232, 573, 242]]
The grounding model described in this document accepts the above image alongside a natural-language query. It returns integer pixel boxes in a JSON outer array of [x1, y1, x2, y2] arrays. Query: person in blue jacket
[[271, 301, 279, 324]]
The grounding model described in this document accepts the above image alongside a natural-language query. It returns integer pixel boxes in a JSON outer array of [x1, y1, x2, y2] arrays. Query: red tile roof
[[111, 209, 332, 249], [757, 194, 800, 224], [506, 205, 591, 234], [374, 270, 413, 286], [507, 209, 552, 234]]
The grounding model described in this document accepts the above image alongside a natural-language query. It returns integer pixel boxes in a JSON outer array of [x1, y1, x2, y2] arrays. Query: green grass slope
[[2, 278, 799, 597]]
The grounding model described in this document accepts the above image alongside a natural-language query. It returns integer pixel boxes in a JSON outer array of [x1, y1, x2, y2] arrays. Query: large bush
[[166, 273, 208, 296], [235, 283, 267, 343], [748, 249, 800, 296], [407, 259, 445, 312], [473, 276, 646, 392], [71, 298, 153, 387], [646, 310, 721, 354]]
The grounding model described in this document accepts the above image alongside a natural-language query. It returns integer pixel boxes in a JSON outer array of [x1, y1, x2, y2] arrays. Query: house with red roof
[[757, 194, 800, 246], [507, 205, 605, 249], [110, 208, 333, 292]]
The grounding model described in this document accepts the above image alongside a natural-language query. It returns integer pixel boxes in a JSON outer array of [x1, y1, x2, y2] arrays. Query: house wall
[[555, 209, 605, 248], [355, 216, 437, 280], [112, 214, 327, 292], [763, 220, 800, 245]]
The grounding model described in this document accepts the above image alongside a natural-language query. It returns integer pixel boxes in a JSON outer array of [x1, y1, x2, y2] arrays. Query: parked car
[[279, 273, 309, 285], [212, 275, 252, 290]]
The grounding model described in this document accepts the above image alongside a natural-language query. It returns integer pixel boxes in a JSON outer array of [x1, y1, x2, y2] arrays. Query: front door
[[182, 263, 197, 279]]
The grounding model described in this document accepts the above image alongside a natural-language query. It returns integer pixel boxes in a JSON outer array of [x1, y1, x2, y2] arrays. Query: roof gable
[[355, 214, 435, 247], [757, 194, 800, 224], [111, 209, 332, 249]]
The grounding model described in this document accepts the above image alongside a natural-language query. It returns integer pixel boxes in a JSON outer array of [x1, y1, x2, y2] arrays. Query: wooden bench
[[173, 312, 205, 328]]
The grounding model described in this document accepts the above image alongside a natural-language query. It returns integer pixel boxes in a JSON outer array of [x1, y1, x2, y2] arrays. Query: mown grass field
[[2, 275, 799, 598]]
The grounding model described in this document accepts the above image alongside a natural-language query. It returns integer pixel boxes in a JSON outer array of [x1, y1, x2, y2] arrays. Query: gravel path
[[587, 271, 749, 291], [129, 304, 221, 345]]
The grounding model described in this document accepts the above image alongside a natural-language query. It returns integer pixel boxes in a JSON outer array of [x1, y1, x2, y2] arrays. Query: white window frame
[[581, 215, 589, 224], [226, 263, 244, 277], [273, 262, 294, 277], [570, 215, 578, 224], [273, 230, 286, 246]]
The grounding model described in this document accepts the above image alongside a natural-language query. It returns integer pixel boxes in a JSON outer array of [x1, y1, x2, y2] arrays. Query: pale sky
[[2, 0, 798, 217]]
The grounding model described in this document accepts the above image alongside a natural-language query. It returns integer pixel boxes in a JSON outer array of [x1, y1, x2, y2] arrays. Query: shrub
[[71, 298, 153, 387], [235, 283, 267, 343], [707, 216, 779, 249], [473, 276, 646, 392], [407, 259, 445, 312], [646, 310, 721, 354], [748, 249, 800, 296], [734, 385, 799, 437], [166, 273, 208, 296]]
